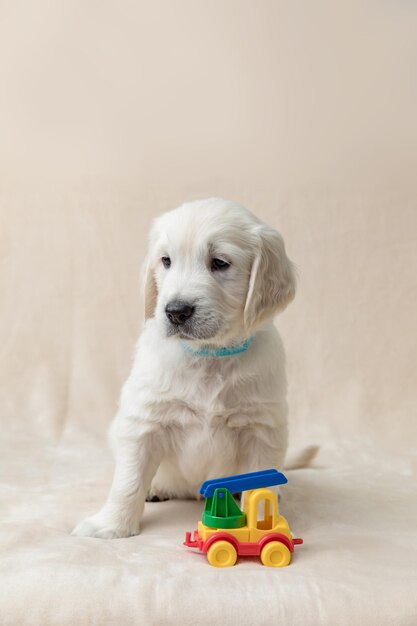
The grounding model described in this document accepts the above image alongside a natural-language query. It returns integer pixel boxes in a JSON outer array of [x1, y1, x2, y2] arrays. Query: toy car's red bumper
[[184, 529, 303, 551], [184, 530, 203, 549]]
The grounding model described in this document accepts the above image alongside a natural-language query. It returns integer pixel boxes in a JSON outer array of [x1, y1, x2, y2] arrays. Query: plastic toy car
[[184, 468, 303, 567]]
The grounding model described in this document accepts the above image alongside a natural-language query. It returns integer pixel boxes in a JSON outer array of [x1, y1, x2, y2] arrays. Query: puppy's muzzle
[[165, 300, 195, 326]]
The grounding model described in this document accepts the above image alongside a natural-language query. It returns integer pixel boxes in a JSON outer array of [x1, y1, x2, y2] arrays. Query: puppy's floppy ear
[[244, 224, 296, 332], [143, 258, 158, 320]]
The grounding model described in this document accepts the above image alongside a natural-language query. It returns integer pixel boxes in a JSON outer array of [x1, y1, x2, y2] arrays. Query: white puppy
[[73, 198, 296, 539]]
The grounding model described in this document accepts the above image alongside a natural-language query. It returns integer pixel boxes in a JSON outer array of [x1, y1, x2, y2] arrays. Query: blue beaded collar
[[179, 336, 254, 357]]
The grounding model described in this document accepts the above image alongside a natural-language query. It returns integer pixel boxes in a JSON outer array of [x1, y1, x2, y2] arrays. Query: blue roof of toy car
[[200, 468, 288, 497]]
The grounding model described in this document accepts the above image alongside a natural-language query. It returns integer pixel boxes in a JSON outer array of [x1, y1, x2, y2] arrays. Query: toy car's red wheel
[[260, 541, 291, 567], [207, 540, 237, 568]]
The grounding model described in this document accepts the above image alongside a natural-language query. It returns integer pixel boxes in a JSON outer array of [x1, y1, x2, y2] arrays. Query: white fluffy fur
[[72, 198, 296, 539]]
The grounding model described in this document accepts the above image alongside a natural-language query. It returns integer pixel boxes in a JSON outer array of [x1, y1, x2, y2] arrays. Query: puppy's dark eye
[[161, 256, 171, 268], [211, 258, 230, 271]]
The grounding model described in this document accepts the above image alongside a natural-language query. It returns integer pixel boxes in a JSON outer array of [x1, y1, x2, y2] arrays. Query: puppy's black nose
[[165, 301, 195, 325]]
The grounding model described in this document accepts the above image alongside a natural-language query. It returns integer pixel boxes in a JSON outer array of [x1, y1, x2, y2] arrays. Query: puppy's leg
[[237, 422, 287, 473], [72, 423, 163, 539], [237, 424, 288, 504]]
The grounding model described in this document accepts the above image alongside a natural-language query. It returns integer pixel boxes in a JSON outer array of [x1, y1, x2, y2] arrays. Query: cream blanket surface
[[0, 435, 416, 625], [0, 434, 417, 626]]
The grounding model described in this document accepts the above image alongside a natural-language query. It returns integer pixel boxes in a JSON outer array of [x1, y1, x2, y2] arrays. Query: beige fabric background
[[0, 2, 416, 625]]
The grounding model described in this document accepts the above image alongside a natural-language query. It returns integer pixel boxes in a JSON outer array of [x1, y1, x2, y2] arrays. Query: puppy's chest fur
[[147, 359, 255, 491], [144, 356, 249, 428], [119, 324, 285, 495], [123, 323, 282, 433]]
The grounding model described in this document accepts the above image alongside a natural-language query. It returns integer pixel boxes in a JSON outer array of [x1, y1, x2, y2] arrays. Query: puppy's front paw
[[71, 513, 140, 539]]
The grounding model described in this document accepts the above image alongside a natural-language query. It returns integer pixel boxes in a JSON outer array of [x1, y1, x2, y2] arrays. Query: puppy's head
[[144, 198, 296, 345]]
